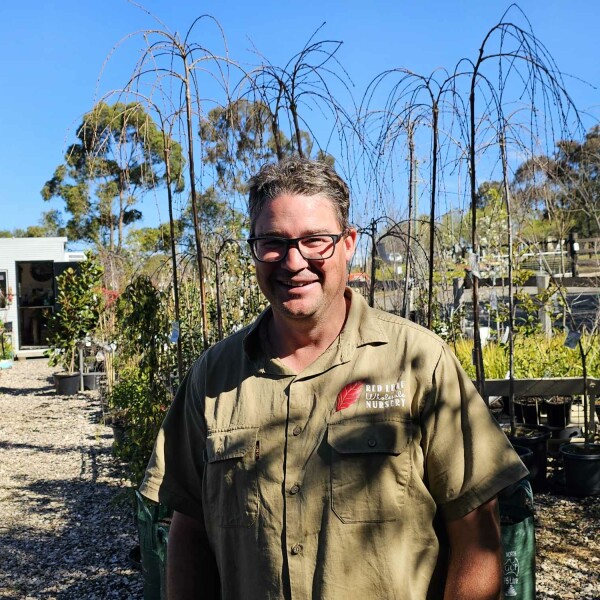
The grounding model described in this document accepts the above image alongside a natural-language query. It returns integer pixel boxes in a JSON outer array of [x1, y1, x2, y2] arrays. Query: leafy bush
[[46, 257, 104, 373], [454, 332, 599, 379], [109, 276, 175, 485], [106, 367, 168, 486], [0, 319, 13, 360]]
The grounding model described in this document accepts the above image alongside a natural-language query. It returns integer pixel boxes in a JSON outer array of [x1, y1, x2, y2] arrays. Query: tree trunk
[[182, 55, 209, 349]]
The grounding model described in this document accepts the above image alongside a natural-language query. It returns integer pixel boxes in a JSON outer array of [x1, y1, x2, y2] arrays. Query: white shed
[[0, 238, 85, 358]]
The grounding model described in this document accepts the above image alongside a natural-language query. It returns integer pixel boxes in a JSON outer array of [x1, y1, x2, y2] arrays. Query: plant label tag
[[169, 321, 180, 344], [468, 252, 481, 278], [490, 290, 498, 310], [564, 330, 581, 349]]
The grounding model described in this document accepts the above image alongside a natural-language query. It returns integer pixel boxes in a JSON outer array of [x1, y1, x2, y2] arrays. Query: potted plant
[[46, 257, 104, 395], [0, 320, 14, 369], [504, 424, 552, 492], [559, 441, 600, 495], [514, 396, 542, 426], [543, 395, 572, 429]]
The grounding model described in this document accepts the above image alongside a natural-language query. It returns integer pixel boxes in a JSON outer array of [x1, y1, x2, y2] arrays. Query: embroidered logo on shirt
[[365, 381, 406, 409], [336, 381, 364, 411]]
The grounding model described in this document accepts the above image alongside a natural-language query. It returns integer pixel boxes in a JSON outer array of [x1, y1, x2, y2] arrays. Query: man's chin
[[274, 298, 318, 320]]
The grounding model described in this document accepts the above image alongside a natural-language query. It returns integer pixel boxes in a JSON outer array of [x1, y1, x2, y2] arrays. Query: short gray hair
[[247, 157, 350, 234]]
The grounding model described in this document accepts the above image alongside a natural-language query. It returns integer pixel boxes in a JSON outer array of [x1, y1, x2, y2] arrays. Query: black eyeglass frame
[[247, 231, 347, 263]]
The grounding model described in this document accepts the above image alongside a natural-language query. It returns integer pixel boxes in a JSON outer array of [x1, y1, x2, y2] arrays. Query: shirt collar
[[242, 287, 389, 376], [337, 287, 388, 361]]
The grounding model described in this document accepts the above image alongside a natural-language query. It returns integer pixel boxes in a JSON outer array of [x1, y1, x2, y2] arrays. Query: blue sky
[[1, 0, 598, 236]]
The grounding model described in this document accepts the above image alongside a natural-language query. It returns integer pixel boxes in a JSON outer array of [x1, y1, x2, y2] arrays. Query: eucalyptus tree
[[42, 101, 181, 254], [0, 210, 65, 238], [199, 98, 321, 201], [514, 125, 600, 238]]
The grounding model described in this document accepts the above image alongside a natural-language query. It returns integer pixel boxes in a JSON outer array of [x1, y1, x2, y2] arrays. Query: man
[[140, 157, 528, 599]]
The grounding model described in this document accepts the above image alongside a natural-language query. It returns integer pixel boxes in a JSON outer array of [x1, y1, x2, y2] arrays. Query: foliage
[[513, 125, 600, 238], [455, 332, 600, 380], [41, 101, 185, 252], [0, 210, 66, 239], [115, 275, 174, 382], [199, 99, 278, 195], [46, 257, 104, 373], [512, 281, 564, 337], [110, 276, 175, 484], [0, 319, 13, 360], [106, 367, 167, 487], [432, 305, 466, 344], [200, 98, 332, 197]]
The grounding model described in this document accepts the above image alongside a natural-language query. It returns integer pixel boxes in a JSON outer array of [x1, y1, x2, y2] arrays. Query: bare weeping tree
[[359, 67, 465, 324], [452, 4, 582, 393], [105, 13, 243, 350], [238, 26, 357, 171]]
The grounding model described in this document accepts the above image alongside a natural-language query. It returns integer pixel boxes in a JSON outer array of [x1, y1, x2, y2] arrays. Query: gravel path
[[0, 359, 598, 599], [0, 359, 142, 599]]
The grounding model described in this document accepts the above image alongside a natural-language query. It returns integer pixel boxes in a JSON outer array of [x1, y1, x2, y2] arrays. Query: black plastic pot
[[544, 398, 572, 429], [547, 425, 582, 458], [83, 372, 101, 391], [111, 422, 128, 446], [53, 372, 81, 396], [506, 425, 551, 491], [559, 443, 600, 496], [514, 400, 541, 426], [552, 425, 581, 441]]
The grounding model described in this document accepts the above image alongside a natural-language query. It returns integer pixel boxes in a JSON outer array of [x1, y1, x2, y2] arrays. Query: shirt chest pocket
[[203, 427, 259, 528], [328, 418, 412, 523]]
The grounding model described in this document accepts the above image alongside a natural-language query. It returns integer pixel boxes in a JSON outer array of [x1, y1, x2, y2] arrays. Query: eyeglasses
[[247, 232, 346, 263]]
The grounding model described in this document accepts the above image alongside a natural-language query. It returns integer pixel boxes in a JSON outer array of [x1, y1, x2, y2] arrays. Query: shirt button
[[292, 425, 302, 436], [367, 438, 377, 448], [290, 484, 300, 495], [291, 544, 303, 555]]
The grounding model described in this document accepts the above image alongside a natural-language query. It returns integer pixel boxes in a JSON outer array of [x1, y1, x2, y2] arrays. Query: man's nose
[[282, 244, 309, 270]]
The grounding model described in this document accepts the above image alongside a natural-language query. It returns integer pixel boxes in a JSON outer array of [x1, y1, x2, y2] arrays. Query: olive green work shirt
[[140, 288, 528, 600]]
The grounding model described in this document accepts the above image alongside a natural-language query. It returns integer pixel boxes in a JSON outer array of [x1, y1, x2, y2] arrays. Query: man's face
[[252, 193, 356, 325]]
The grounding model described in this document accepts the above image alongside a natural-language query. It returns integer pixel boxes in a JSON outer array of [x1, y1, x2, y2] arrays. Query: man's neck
[[267, 296, 350, 373]]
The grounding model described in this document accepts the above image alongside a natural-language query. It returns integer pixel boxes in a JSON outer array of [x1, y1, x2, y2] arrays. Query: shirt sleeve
[[420, 345, 529, 521], [139, 357, 208, 521]]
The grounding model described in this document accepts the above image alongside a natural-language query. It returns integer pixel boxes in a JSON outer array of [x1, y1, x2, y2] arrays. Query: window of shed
[[0, 271, 8, 308]]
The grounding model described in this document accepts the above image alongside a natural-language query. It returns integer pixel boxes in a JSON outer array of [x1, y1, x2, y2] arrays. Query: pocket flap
[[206, 427, 259, 463], [328, 419, 411, 455]]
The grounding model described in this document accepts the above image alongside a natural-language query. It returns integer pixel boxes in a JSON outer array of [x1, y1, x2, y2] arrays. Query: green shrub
[[0, 319, 13, 360], [107, 367, 168, 487], [46, 257, 104, 372], [454, 332, 597, 379]]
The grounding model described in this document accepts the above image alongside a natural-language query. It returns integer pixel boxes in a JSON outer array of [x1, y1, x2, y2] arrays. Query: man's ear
[[344, 228, 357, 260]]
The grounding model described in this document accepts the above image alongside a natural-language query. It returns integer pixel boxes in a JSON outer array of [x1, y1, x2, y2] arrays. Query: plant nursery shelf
[[481, 377, 599, 399]]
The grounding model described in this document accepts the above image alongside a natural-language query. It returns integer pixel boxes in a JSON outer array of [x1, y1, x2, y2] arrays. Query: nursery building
[[0, 238, 85, 359]]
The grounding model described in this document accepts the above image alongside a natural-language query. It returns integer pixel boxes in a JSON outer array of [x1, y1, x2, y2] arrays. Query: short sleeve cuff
[[439, 461, 530, 521], [139, 477, 206, 522]]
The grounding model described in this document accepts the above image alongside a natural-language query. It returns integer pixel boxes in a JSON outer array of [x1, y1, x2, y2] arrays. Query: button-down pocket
[[328, 418, 412, 523], [204, 427, 259, 528]]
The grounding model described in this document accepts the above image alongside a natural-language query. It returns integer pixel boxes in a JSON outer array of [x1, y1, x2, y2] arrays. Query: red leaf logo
[[336, 380, 364, 411]]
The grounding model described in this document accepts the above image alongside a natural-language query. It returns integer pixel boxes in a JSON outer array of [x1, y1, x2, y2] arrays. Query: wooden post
[[79, 345, 84, 392]]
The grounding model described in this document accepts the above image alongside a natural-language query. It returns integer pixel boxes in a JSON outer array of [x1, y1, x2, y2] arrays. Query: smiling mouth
[[279, 280, 317, 288]]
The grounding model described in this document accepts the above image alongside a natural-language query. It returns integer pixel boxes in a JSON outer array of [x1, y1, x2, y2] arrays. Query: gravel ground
[[0, 359, 142, 599], [0, 359, 598, 599]]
